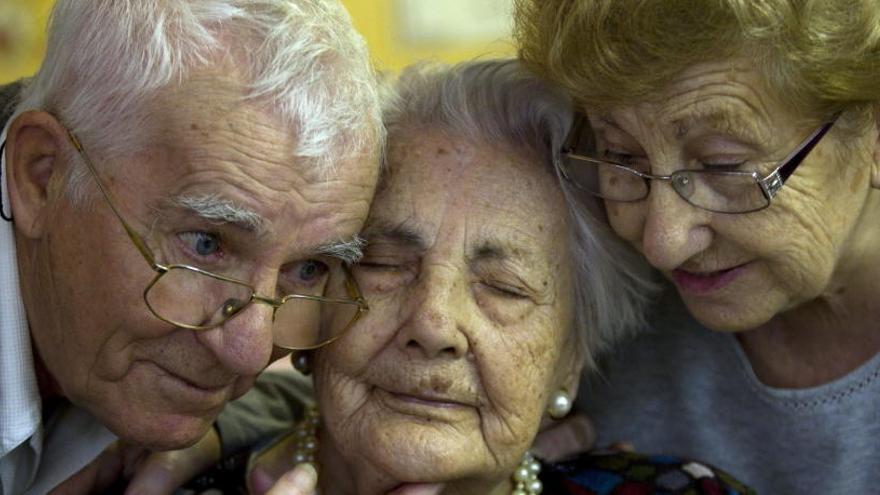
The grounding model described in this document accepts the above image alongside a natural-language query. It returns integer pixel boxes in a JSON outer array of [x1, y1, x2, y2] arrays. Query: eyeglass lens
[[145, 266, 361, 349]]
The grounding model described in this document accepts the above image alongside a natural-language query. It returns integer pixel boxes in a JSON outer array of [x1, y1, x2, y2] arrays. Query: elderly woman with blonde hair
[[516, 0, 880, 493]]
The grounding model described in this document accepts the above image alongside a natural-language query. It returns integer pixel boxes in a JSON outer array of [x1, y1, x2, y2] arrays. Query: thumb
[[264, 463, 318, 495]]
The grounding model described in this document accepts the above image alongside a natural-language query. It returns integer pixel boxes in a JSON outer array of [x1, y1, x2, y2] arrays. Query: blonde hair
[[515, 0, 880, 120]]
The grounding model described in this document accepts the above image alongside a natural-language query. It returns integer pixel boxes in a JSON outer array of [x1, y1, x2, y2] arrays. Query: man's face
[[16, 74, 378, 449]]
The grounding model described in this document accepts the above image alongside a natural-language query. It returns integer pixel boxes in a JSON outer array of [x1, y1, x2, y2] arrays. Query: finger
[[49, 443, 124, 494], [388, 483, 445, 495], [264, 463, 318, 495], [608, 441, 636, 453], [124, 428, 222, 495], [248, 465, 277, 495], [531, 414, 595, 462]]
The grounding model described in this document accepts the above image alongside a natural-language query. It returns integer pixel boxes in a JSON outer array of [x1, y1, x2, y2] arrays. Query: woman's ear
[[560, 344, 587, 400], [5, 111, 71, 238]]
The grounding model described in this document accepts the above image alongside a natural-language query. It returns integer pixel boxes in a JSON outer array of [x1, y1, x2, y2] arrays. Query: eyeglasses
[[559, 114, 838, 214], [65, 129, 368, 350]]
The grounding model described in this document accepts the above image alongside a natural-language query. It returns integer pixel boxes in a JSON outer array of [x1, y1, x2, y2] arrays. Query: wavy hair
[[13, 0, 381, 198], [515, 0, 880, 122]]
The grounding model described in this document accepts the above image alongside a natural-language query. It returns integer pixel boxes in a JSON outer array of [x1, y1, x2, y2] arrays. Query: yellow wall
[[0, 0, 54, 83], [342, 0, 515, 72], [0, 0, 514, 84]]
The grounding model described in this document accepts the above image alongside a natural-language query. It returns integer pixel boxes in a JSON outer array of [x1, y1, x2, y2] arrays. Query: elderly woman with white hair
[[186, 59, 756, 495]]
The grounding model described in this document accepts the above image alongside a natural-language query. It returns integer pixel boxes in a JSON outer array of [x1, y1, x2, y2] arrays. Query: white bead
[[528, 460, 541, 474], [528, 479, 543, 494], [547, 390, 572, 419], [514, 466, 531, 482]]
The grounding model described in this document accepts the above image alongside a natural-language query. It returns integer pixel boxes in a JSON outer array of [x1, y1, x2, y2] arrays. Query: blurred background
[[0, 0, 516, 84]]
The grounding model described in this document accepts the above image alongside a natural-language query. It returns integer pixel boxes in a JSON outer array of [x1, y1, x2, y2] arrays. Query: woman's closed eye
[[601, 149, 650, 171], [699, 156, 750, 171], [351, 256, 415, 293], [481, 281, 529, 300]]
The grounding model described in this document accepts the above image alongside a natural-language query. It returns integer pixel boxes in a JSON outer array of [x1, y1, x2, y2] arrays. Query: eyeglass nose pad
[[222, 297, 248, 317], [671, 172, 695, 199]]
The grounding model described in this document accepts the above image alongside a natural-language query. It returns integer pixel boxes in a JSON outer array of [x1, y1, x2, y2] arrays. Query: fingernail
[[289, 463, 317, 489]]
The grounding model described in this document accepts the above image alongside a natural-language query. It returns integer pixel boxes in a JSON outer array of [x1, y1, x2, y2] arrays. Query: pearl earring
[[292, 351, 312, 375], [547, 389, 572, 419]]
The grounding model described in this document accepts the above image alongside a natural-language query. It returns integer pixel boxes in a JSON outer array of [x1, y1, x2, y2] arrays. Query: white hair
[[12, 0, 381, 198], [383, 59, 658, 367]]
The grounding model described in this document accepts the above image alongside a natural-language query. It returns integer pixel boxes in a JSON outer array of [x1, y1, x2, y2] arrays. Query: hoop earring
[[547, 389, 572, 419]]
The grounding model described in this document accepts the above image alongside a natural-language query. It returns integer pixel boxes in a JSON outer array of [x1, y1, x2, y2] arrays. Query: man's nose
[[396, 266, 470, 360], [639, 180, 713, 271], [196, 280, 276, 376]]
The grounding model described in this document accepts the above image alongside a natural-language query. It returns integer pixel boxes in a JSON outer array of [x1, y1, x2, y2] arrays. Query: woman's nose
[[639, 182, 713, 271], [396, 268, 470, 360]]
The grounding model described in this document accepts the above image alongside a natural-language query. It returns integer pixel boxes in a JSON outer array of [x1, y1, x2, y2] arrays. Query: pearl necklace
[[288, 406, 543, 494]]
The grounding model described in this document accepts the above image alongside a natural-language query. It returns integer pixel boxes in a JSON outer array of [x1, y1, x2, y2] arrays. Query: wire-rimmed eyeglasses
[[65, 128, 368, 350], [559, 114, 838, 214]]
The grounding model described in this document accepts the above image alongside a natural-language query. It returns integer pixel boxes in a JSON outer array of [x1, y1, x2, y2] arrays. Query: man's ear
[[5, 111, 72, 238]]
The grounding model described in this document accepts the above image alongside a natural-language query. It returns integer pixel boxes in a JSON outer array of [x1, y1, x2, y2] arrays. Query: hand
[[49, 428, 222, 495], [124, 428, 222, 494], [530, 414, 596, 462], [48, 441, 132, 494], [249, 433, 445, 495]]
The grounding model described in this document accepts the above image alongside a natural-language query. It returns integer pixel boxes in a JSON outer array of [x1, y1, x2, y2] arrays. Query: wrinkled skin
[[312, 128, 583, 494], [6, 70, 378, 451], [594, 60, 880, 386]]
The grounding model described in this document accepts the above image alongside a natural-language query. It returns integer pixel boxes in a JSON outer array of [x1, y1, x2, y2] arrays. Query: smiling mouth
[[671, 262, 751, 295]]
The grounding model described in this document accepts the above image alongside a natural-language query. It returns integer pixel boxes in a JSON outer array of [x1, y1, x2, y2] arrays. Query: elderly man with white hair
[[0, 1, 381, 493]]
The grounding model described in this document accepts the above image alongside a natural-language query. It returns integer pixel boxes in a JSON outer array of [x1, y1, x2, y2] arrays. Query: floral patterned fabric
[[542, 449, 756, 495]]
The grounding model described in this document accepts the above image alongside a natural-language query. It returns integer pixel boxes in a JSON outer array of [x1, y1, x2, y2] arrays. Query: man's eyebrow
[[167, 193, 267, 235], [361, 220, 427, 250], [316, 236, 366, 264]]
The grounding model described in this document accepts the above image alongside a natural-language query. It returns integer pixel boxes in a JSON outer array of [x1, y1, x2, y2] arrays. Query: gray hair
[[383, 59, 657, 367], [12, 0, 381, 198]]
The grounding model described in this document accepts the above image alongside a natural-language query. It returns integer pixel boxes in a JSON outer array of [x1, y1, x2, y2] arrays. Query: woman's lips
[[671, 263, 750, 295], [375, 387, 474, 421]]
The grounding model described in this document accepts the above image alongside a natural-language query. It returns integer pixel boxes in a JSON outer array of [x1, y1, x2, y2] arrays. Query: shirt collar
[[0, 120, 42, 457]]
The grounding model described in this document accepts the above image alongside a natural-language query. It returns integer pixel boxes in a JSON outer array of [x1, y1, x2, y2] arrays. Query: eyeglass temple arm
[[773, 115, 839, 184], [67, 131, 159, 268]]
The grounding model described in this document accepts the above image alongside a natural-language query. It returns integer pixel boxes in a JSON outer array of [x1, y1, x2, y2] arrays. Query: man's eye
[[179, 232, 222, 257], [296, 260, 329, 283]]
